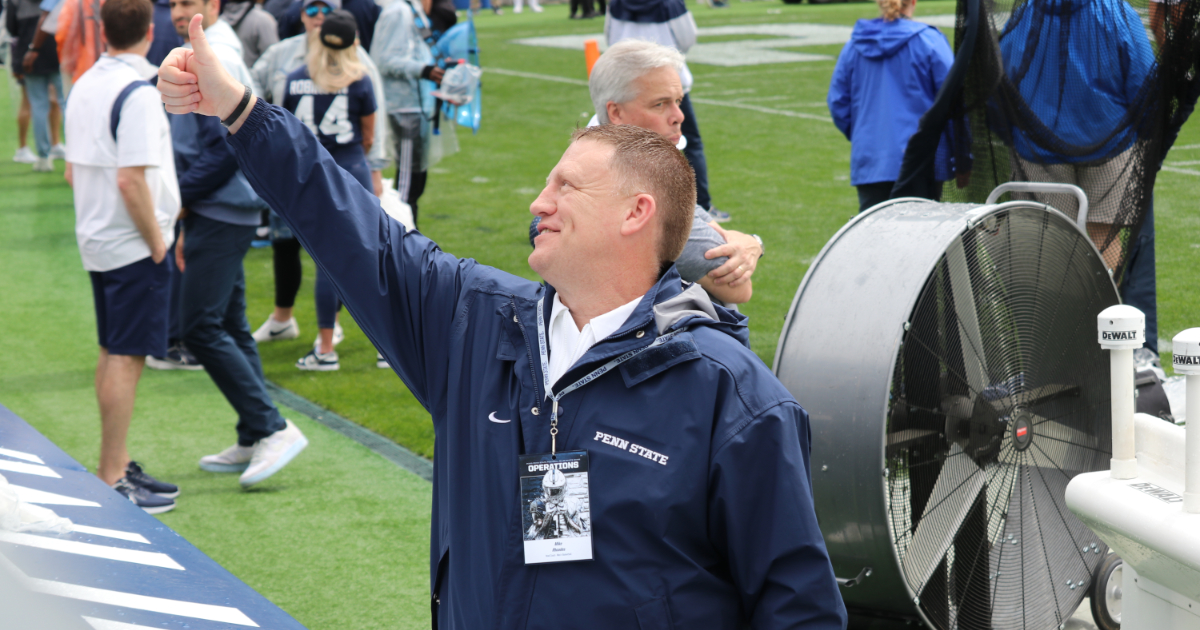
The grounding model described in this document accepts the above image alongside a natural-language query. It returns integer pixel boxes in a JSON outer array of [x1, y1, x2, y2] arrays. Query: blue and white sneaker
[[240, 420, 308, 487], [113, 478, 176, 514], [125, 461, 179, 498], [296, 348, 339, 371]]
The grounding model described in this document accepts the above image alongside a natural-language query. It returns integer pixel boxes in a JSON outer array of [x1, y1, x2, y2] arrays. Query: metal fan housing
[[774, 198, 1119, 629]]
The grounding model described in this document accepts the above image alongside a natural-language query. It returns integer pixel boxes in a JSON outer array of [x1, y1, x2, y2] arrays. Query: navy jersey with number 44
[[282, 67, 377, 149]]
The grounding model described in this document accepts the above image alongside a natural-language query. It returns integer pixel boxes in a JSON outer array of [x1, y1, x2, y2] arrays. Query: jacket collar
[[520, 266, 741, 391]]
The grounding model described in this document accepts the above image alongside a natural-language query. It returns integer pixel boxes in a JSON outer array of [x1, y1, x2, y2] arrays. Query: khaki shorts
[[1011, 147, 1140, 225]]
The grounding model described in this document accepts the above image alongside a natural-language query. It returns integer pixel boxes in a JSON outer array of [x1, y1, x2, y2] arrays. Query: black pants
[[679, 94, 711, 210], [856, 179, 943, 213], [389, 112, 428, 228], [179, 213, 286, 446]]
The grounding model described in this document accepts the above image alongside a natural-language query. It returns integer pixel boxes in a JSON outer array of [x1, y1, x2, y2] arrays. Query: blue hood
[[851, 17, 933, 59], [608, 0, 688, 24]]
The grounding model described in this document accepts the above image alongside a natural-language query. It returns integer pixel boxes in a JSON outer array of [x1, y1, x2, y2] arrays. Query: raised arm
[[159, 14, 472, 408]]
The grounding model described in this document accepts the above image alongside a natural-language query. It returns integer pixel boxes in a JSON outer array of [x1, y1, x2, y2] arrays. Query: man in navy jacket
[[159, 15, 847, 629]]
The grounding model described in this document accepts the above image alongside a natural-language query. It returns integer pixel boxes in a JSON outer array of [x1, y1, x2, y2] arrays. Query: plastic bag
[[432, 62, 482, 106], [0, 473, 72, 535], [379, 180, 416, 231]]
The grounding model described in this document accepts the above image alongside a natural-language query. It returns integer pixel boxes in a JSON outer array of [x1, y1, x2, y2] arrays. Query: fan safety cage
[[774, 199, 1119, 630]]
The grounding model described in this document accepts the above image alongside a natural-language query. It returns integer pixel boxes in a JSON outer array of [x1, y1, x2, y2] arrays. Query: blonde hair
[[306, 30, 366, 93], [877, 0, 910, 21]]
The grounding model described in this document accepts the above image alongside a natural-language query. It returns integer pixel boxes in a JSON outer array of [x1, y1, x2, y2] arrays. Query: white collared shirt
[[546, 293, 642, 388]]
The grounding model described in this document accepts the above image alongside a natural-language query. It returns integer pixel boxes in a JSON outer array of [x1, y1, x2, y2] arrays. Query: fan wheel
[[775, 198, 1118, 629]]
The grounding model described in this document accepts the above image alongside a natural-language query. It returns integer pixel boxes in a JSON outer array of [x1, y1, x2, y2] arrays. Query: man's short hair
[[571, 125, 695, 267], [102, 0, 154, 50], [590, 40, 686, 125]]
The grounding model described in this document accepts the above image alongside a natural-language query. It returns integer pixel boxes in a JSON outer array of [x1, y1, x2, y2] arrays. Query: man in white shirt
[[64, 0, 181, 514]]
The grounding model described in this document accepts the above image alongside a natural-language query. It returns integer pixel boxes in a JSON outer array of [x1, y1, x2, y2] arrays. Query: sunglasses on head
[[304, 4, 332, 16]]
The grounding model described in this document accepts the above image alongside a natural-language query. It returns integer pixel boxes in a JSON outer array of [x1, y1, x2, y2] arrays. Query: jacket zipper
[[511, 298, 543, 404]]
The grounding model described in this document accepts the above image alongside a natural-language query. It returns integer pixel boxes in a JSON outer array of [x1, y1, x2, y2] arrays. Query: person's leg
[[391, 113, 427, 227], [96, 352, 147, 485], [18, 85, 30, 149], [679, 94, 713, 211], [92, 257, 170, 486], [569, 0, 581, 17], [272, 236, 302, 321], [1120, 196, 1157, 351], [24, 74, 52, 158], [180, 214, 286, 446], [857, 182, 894, 212], [314, 268, 341, 354], [48, 76, 63, 147], [167, 228, 184, 346]]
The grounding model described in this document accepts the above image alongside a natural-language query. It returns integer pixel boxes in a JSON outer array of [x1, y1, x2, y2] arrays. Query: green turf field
[[1, 1, 1197, 627]]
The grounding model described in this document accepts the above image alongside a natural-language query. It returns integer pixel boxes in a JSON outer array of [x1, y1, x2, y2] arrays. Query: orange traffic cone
[[584, 39, 601, 77]]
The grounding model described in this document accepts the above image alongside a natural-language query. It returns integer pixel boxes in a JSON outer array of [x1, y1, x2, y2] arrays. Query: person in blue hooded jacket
[[998, 0, 1154, 270], [160, 14, 848, 629], [828, 0, 954, 212]]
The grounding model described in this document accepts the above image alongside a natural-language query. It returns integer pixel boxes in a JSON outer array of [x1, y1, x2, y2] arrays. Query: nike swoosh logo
[[488, 412, 511, 424], [268, 327, 293, 337]]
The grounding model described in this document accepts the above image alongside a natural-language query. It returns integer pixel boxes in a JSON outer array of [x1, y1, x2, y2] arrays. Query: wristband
[[752, 234, 765, 257], [221, 84, 253, 128]]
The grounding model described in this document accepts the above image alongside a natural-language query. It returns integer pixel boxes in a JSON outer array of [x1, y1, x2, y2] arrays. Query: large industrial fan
[[775, 188, 1120, 629]]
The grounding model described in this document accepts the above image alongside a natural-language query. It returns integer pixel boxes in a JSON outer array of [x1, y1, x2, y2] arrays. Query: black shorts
[[89, 256, 170, 357]]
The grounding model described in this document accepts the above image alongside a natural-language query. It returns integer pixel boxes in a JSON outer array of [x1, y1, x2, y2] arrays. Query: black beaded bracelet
[[221, 84, 253, 128]]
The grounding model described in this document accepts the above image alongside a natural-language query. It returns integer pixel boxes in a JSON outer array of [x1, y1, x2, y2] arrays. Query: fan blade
[[945, 239, 990, 396], [902, 443, 987, 594]]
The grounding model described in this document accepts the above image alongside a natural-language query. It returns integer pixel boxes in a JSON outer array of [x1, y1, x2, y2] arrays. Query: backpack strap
[[110, 80, 154, 141]]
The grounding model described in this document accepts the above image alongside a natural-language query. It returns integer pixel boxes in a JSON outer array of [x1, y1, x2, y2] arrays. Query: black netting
[[896, 0, 1200, 280], [884, 207, 1117, 629]]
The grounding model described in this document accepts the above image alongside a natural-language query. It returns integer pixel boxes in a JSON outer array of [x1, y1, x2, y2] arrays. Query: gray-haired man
[[537, 39, 764, 306]]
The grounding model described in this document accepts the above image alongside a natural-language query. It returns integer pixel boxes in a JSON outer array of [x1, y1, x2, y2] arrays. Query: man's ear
[[606, 101, 624, 125], [620, 193, 657, 237], [147, 22, 155, 45]]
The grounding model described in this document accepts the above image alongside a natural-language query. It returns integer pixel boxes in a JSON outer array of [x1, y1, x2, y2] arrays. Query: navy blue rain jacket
[[227, 99, 847, 630], [828, 18, 954, 186]]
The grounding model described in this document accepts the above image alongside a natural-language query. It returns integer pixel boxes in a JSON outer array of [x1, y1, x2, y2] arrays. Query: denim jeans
[[180, 213, 286, 446], [24, 73, 63, 158], [1120, 197, 1157, 351], [679, 94, 712, 210]]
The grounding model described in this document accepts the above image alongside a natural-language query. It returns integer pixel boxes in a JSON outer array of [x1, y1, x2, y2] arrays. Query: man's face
[[170, 0, 218, 38], [608, 66, 685, 145], [529, 141, 631, 284], [300, 2, 331, 32]]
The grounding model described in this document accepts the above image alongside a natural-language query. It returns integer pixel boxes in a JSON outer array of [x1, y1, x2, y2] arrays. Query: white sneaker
[[12, 147, 36, 163], [532, 4, 543, 11], [377, 352, 390, 369], [199, 444, 255, 472], [33, 157, 53, 172], [240, 420, 308, 487], [252, 316, 299, 343], [313, 321, 345, 348], [49, 143, 66, 159], [296, 348, 339, 371]]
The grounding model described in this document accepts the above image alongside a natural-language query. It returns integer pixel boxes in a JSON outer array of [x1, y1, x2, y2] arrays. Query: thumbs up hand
[[158, 14, 253, 127]]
